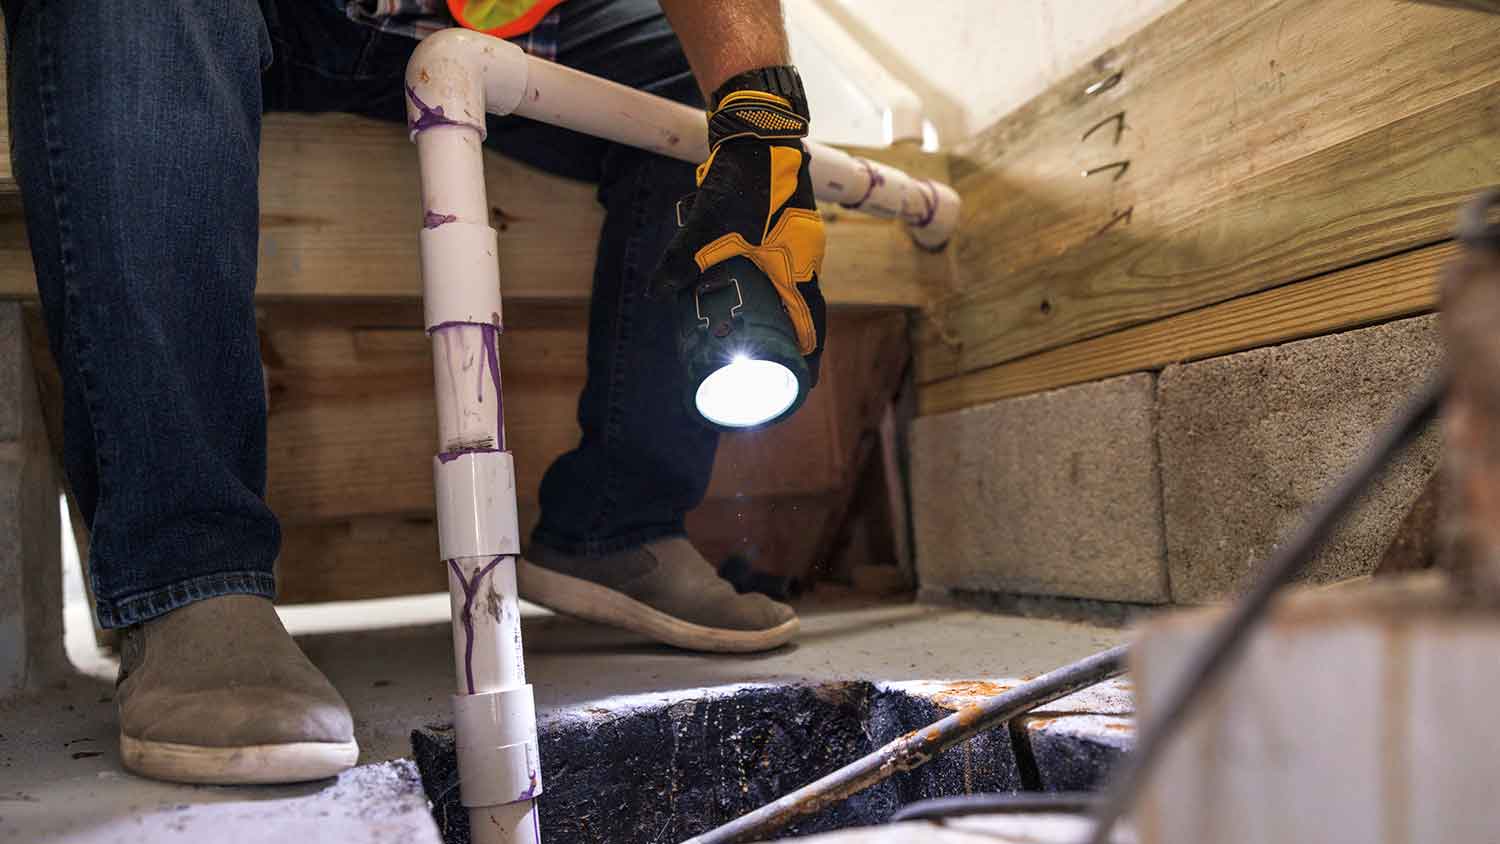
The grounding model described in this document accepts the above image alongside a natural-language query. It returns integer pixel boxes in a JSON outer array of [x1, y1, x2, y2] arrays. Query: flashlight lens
[[694, 357, 801, 428]]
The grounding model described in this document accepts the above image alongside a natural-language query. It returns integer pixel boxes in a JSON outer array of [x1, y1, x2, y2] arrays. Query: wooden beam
[[277, 491, 846, 605], [1404, 0, 1500, 12], [0, 108, 951, 308], [918, 241, 1451, 416], [277, 517, 447, 604], [920, 0, 1500, 384], [254, 303, 878, 524], [28, 300, 913, 604]]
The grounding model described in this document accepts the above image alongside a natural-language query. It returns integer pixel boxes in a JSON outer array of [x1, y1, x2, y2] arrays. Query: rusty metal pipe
[[1444, 188, 1500, 599], [680, 644, 1128, 844]]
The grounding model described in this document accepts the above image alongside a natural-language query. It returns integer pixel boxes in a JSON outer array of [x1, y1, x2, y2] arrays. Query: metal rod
[[681, 644, 1129, 844], [1083, 373, 1448, 844], [892, 793, 1099, 822]]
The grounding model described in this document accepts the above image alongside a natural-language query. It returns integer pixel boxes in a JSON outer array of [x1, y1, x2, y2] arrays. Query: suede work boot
[[518, 537, 799, 653], [115, 595, 358, 784]]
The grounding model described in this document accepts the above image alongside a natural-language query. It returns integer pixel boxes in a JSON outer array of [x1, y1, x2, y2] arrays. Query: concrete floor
[[2, 591, 1127, 843]]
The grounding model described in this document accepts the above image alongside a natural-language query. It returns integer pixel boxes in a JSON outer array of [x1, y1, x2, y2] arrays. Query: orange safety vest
[[448, 0, 567, 39]]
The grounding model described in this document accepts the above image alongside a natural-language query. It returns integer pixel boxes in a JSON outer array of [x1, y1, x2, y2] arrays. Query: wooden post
[[1440, 191, 1500, 601], [0, 302, 66, 695]]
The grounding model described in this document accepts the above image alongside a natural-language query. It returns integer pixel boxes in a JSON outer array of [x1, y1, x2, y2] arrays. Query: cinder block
[[0, 302, 65, 695], [1158, 315, 1443, 603], [911, 373, 1168, 603]]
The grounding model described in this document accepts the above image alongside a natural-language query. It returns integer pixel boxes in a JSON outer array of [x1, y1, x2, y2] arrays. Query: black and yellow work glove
[[652, 65, 829, 382]]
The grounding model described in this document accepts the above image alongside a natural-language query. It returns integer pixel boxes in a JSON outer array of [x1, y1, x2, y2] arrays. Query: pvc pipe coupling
[[453, 685, 543, 807]]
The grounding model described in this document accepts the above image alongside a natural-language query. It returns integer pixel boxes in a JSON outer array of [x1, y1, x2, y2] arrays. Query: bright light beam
[[694, 357, 801, 429]]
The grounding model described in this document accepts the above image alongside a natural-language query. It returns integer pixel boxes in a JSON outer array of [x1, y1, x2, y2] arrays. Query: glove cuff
[[707, 65, 810, 148], [710, 66, 809, 113]]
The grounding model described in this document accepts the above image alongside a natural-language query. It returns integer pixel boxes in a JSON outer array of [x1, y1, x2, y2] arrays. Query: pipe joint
[[435, 450, 521, 560], [421, 222, 503, 329], [906, 178, 961, 251], [406, 28, 531, 139], [810, 146, 960, 250], [452, 685, 543, 807]]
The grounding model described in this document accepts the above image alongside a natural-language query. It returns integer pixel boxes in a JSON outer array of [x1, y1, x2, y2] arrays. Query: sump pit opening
[[411, 680, 1131, 844]]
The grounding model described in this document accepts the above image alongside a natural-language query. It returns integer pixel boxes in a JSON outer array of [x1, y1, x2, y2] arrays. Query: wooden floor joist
[[918, 241, 1452, 416], [24, 304, 910, 604], [0, 109, 953, 309], [920, 0, 1500, 390]]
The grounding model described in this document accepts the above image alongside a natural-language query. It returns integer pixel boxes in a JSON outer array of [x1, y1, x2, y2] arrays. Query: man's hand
[[651, 66, 828, 378]]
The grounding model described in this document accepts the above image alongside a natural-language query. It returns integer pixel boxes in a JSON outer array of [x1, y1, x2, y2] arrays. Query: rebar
[[681, 644, 1128, 844]]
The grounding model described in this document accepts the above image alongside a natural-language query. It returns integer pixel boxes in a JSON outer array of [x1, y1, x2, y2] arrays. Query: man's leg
[[498, 0, 799, 652], [257, 0, 797, 651], [2, 0, 354, 782]]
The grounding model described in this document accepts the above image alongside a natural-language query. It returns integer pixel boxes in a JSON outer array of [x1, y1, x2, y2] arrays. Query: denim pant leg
[[523, 0, 719, 555], [528, 143, 717, 556], [2, 0, 280, 627]]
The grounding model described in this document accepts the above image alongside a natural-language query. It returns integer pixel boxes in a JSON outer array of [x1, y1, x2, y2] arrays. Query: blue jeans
[[2, 0, 718, 628]]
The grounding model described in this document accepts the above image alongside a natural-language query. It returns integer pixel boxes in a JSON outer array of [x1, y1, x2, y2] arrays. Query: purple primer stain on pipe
[[840, 157, 884, 210], [516, 766, 540, 801], [424, 210, 459, 229], [908, 179, 940, 228], [449, 555, 507, 696], [437, 447, 503, 464], [406, 85, 464, 133], [479, 321, 505, 445], [429, 320, 507, 450], [428, 319, 505, 334]]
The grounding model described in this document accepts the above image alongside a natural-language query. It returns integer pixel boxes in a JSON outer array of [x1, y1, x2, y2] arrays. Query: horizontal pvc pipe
[[406, 28, 961, 249]]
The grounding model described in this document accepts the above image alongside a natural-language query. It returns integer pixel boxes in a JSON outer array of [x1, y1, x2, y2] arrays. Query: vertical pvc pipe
[[418, 128, 491, 225], [416, 118, 542, 844], [403, 30, 966, 844]]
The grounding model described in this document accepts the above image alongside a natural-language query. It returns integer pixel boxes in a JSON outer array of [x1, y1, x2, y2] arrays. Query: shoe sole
[[120, 734, 359, 785], [518, 559, 799, 653]]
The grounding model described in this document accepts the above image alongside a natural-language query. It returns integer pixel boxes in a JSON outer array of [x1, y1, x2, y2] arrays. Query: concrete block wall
[[913, 315, 1443, 607], [1, 302, 66, 694], [1159, 315, 1443, 602], [911, 373, 1168, 603]]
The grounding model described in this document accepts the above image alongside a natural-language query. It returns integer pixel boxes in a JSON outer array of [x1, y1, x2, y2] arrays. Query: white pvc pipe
[[406, 27, 962, 844], [416, 113, 540, 844], [406, 28, 960, 250]]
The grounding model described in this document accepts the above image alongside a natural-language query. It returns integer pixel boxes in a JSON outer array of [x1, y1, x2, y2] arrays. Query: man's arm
[[658, 0, 791, 98], [651, 0, 828, 383]]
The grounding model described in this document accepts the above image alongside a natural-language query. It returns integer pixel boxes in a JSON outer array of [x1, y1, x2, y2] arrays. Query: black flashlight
[[676, 255, 812, 431]]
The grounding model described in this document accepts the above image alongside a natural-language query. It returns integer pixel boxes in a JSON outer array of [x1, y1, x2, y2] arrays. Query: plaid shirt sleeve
[[342, 0, 561, 61]]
